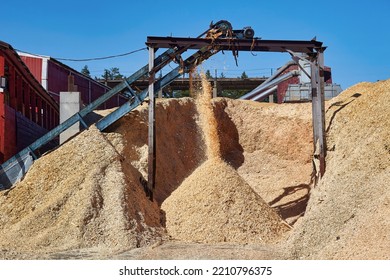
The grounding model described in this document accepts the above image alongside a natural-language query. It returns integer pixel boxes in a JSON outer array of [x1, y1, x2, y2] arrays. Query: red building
[[18, 52, 125, 109], [0, 41, 59, 163], [276, 62, 334, 103], [0, 41, 127, 163]]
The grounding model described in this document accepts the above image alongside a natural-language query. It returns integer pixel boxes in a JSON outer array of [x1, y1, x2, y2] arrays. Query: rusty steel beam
[[147, 47, 156, 201], [146, 37, 324, 54], [145, 34, 328, 187], [311, 49, 327, 180]]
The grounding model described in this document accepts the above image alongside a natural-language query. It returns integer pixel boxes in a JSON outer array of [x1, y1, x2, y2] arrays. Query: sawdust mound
[[0, 98, 204, 258], [0, 80, 316, 257], [161, 74, 291, 244], [213, 99, 314, 224], [288, 79, 390, 259], [161, 158, 290, 244], [0, 126, 164, 257], [110, 98, 205, 205]]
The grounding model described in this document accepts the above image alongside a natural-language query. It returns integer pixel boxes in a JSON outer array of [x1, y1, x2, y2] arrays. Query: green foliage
[[219, 89, 247, 99], [101, 67, 124, 80], [172, 90, 190, 98], [240, 71, 248, 79], [81, 65, 91, 77], [205, 69, 213, 79]]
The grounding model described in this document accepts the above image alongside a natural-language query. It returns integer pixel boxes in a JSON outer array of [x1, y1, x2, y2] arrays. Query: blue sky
[[2, 0, 390, 89]]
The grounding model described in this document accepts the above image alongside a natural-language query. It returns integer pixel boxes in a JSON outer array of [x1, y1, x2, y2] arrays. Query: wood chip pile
[[161, 76, 291, 244], [0, 82, 315, 258], [0, 125, 165, 258], [212, 99, 314, 225], [161, 158, 290, 244], [1, 75, 387, 259], [287, 79, 390, 259]]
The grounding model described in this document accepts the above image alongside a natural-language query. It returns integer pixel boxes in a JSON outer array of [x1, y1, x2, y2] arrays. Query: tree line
[[81, 65, 251, 99], [81, 65, 249, 80]]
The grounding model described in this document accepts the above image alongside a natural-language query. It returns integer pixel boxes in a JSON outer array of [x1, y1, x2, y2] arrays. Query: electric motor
[[212, 20, 233, 35], [243, 27, 255, 39]]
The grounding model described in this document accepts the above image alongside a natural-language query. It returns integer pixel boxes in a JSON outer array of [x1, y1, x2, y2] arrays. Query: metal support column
[[213, 72, 218, 98], [311, 49, 326, 180], [147, 47, 156, 200]]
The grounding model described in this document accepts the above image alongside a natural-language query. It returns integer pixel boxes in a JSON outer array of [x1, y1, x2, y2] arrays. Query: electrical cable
[[54, 47, 147, 61], [16, 47, 147, 62]]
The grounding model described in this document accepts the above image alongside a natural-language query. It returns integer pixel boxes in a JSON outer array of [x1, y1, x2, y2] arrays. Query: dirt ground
[[0, 79, 388, 260]]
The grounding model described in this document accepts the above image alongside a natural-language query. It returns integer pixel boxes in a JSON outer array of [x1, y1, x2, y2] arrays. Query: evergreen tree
[[101, 67, 124, 80], [220, 89, 247, 99], [110, 67, 123, 80], [81, 65, 91, 77], [205, 69, 213, 79], [241, 71, 248, 79], [102, 69, 111, 80]]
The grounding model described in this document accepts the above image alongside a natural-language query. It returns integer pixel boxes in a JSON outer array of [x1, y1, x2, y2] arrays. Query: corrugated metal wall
[[276, 64, 336, 103], [16, 110, 52, 153], [0, 105, 17, 162], [0, 46, 59, 163], [20, 56, 42, 83], [277, 64, 300, 103], [0, 49, 126, 163], [46, 60, 67, 102], [44, 59, 122, 109]]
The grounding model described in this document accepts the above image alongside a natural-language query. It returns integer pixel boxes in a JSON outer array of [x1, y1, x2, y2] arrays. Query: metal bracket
[[77, 112, 88, 129], [27, 147, 38, 160], [286, 49, 312, 80], [124, 79, 142, 104]]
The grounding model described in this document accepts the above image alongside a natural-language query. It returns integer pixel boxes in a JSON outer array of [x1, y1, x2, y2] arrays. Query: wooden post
[[24, 85, 31, 118], [147, 47, 156, 200], [67, 75, 78, 92], [37, 96, 43, 127], [213, 76, 218, 98], [30, 90, 36, 123], [311, 49, 326, 180]]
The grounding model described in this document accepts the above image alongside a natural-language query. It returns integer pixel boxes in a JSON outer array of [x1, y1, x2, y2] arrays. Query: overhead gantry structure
[[145, 22, 327, 198], [0, 20, 326, 197]]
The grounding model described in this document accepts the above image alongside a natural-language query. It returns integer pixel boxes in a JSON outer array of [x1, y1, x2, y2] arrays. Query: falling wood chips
[[161, 74, 290, 244]]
